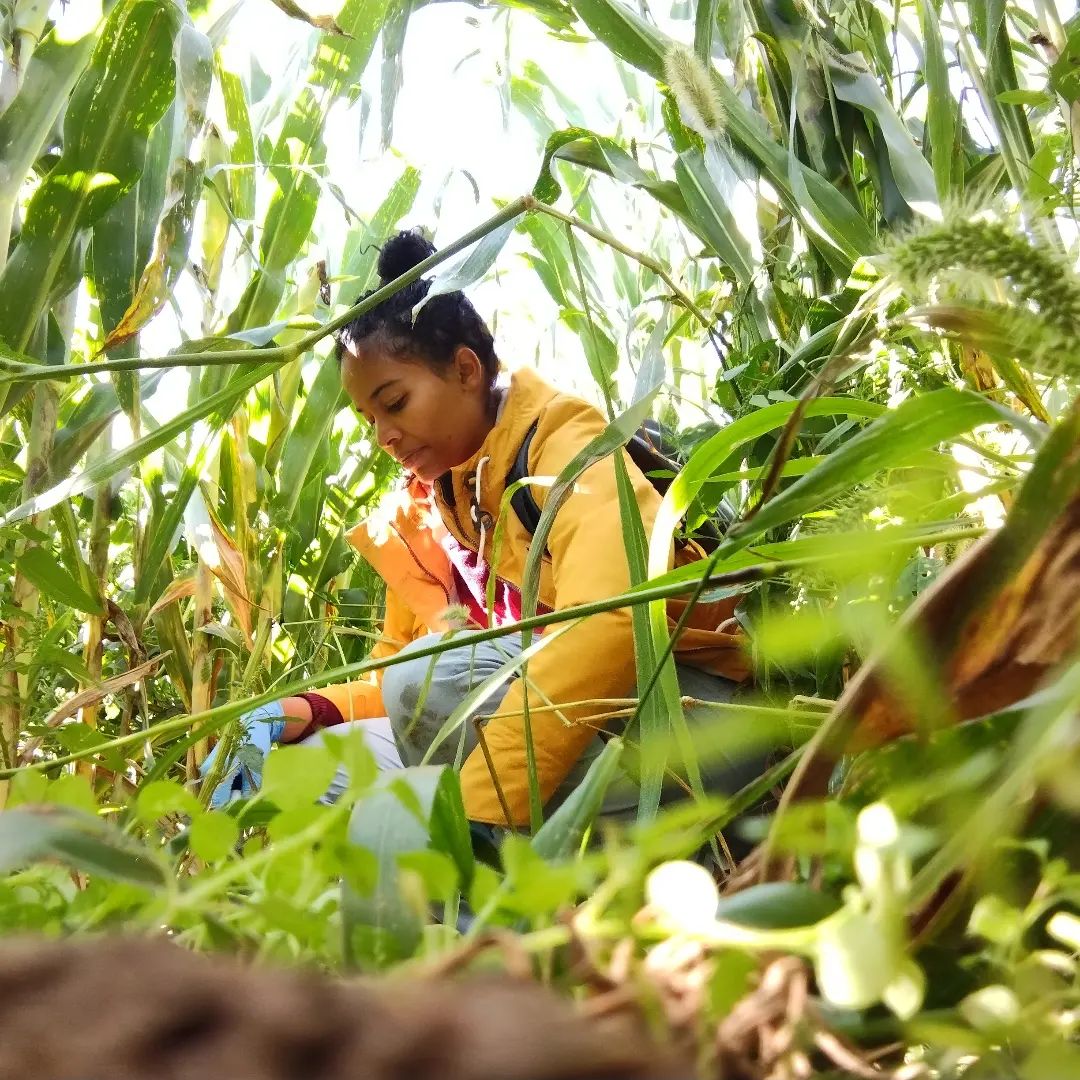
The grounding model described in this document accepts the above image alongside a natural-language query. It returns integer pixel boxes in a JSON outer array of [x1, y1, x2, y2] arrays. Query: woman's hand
[[199, 702, 288, 807]]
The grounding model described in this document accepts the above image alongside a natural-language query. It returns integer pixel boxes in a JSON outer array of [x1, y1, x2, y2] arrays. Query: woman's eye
[[386, 397, 406, 413]]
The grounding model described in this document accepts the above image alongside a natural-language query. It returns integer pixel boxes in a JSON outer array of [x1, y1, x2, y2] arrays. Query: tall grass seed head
[[885, 203, 1080, 375], [663, 44, 725, 137]]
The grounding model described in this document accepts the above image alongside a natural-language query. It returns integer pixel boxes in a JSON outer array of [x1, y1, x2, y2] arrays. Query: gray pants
[[305, 630, 754, 817]]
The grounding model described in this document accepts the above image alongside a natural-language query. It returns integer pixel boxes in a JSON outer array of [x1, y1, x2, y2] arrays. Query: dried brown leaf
[[148, 575, 197, 619]]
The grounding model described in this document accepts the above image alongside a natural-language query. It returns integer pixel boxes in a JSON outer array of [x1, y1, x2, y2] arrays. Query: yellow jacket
[[315, 367, 750, 825]]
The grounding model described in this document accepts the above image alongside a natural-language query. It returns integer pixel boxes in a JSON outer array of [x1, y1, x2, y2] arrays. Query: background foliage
[[2, 0, 1080, 1073]]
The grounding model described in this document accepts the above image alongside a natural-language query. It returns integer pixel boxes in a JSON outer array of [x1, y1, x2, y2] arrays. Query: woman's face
[[341, 344, 495, 482]]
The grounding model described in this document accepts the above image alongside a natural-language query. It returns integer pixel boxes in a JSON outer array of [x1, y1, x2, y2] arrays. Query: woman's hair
[[335, 229, 499, 386]]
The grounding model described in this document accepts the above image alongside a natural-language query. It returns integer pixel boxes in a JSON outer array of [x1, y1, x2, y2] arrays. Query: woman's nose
[[375, 418, 400, 452]]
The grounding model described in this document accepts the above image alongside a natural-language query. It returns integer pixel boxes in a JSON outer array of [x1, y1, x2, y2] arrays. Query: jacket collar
[[431, 367, 559, 541]]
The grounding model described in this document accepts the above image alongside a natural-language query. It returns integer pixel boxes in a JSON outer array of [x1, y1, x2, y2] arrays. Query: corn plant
[[0, 0, 1079, 1073]]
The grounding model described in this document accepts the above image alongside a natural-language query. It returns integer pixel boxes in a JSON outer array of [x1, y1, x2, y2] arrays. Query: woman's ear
[[453, 345, 484, 390]]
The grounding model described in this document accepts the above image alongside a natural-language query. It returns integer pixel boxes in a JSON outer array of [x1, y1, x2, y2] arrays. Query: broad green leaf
[[342, 765, 470, 968], [714, 882, 840, 928], [500, 834, 592, 914], [828, 55, 938, 215], [15, 546, 105, 615], [2, 356, 281, 524], [0, 14, 103, 266], [531, 737, 624, 858], [727, 389, 1007, 542], [917, 0, 955, 201], [675, 149, 756, 285], [0, 0, 182, 353], [261, 745, 339, 810], [0, 806, 165, 886], [134, 779, 200, 823], [188, 810, 240, 862]]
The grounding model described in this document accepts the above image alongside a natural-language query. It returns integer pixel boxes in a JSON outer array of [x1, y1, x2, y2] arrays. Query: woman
[[204, 230, 752, 828]]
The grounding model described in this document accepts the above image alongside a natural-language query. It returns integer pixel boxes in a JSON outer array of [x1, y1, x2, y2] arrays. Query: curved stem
[[0, 197, 534, 384]]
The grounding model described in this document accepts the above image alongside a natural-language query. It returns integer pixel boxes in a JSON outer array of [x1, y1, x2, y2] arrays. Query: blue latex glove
[[199, 702, 287, 809]]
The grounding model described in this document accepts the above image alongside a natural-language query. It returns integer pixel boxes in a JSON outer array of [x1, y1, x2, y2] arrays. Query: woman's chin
[[411, 460, 443, 483]]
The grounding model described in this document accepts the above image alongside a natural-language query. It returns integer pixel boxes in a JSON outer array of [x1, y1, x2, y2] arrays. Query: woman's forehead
[[341, 347, 433, 403]]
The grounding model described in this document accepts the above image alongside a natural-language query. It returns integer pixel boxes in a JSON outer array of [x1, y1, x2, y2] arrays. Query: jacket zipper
[[390, 522, 451, 604]]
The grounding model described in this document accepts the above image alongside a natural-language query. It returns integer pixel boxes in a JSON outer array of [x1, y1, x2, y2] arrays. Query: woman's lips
[[400, 447, 427, 472]]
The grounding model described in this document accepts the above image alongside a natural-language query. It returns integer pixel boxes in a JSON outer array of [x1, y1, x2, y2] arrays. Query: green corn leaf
[[642, 519, 985, 594], [273, 355, 347, 522], [567, 0, 875, 265], [0, 806, 166, 887], [100, 24, 213, 354], [675, 149, 756, 286], [828, 55, 938, 215], [917, 0, 955, 201], [0, 13, 103, 270], [51, 371, 167, 478], [654, 397, 885, 544], [89, 92, 171, 364], [380, 0, 412, 149], [414, 216, 521, 316], [531, 737, 625, 858], [2, 356, 281, 525], [727, 389, 1009, 544], [571, 0, 668, 80], [694, 0, 719, 60], [215, 60, 255, 221], [337, 165, 422, 301], [15, 545, 106, 615], [714, 882, 840, 928], [343, 765, 471, 968], [132, 446, 209, 612], [226, 0, 393, 331], [0, 0, 182, 354]]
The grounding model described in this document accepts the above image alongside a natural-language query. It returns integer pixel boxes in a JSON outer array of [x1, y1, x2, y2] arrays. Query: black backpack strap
[[625, 427, 679, 496], [506, 418, 542, 536]]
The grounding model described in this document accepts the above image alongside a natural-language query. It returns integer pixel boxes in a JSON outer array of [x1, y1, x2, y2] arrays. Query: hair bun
[[378, 229, 436, 283]]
